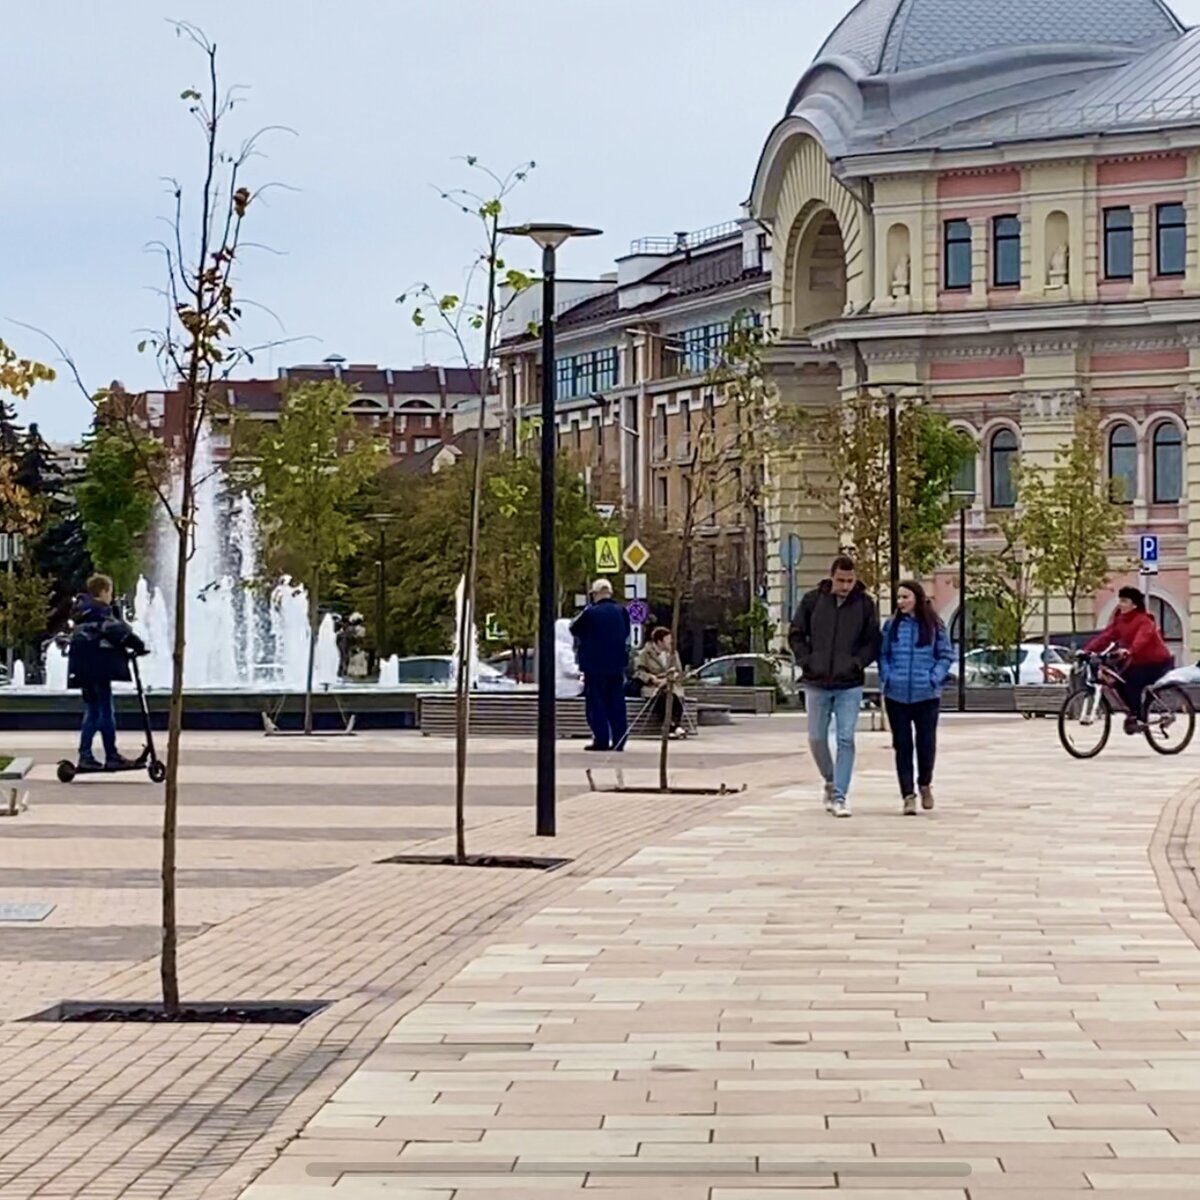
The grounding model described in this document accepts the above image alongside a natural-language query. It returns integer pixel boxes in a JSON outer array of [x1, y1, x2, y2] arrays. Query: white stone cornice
[[1016, 389, 1082, 422], [1014, 335, 1081, 357], [1087, 332, 1185, 354]]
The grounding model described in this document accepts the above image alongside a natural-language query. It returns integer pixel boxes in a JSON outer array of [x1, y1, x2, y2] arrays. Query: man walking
[[570, 578, 632, 752], [788, 555, 880, 818]]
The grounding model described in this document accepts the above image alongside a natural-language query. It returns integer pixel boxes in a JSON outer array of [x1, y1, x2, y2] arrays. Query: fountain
[[10, 660, 25, 689], [379, 655, 400, 687], [44, 641, 68, 690]]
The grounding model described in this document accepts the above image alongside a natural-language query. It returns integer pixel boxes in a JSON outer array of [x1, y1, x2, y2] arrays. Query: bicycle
[[1058, 646, 1196, 759]]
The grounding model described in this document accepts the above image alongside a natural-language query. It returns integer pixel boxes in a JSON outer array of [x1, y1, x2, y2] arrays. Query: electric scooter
[[56, 654, 167, 784]]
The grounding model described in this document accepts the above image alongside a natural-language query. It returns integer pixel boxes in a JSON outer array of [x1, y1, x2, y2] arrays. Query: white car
[[949, 644, 1071, 686]]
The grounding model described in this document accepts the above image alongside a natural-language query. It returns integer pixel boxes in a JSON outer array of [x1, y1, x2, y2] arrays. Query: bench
[[417, 692, 729, 738], [687, 685, 777, 715], [0, 757, 32, 816]]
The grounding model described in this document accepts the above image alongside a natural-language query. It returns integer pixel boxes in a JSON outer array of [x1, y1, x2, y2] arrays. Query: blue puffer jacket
[[879, 614, 955, 705]]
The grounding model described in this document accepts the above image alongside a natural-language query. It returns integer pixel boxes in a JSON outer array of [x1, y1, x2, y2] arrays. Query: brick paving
[[0, 724, 796, 1198], [243, 719, 1200, 1199]]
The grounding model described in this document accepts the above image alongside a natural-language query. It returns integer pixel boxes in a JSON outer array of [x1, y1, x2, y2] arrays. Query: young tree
[[803, 393, 975, 597], [966, 512, 1041, 679], [401, 159, 533, 863], [1020, 410, 1128, 633], [26, 28, 287, 1015], [246, 380, 385, 732]]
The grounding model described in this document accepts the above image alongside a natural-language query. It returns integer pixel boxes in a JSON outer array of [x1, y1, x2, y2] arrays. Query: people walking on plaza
[[570, 578, 632, 752], [66, 574, 147, 770], [635, 626, 687, 738], [879, 580, 954, 816], [788, 554, 880, 818], [1084, 586, 1174, 732]]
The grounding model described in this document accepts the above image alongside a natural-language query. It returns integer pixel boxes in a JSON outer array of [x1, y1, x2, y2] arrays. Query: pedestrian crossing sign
[[594, 536, 621, 573]]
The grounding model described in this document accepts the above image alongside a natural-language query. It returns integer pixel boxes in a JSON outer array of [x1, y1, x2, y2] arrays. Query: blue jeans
[[80, 681, 118, 762], [805, 685, 864, 802], [584, 674, 629, 751]]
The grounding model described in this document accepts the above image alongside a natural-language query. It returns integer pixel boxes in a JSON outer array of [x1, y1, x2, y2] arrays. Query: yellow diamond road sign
[[595, 536, 621, 573], [623, 539, 650, 572]]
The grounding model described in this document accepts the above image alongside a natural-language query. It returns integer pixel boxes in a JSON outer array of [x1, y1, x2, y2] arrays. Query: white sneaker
[[833, 798, 852, 819], [823, 782, 836, 814]]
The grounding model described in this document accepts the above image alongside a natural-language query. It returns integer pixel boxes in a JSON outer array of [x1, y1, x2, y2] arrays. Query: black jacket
[[788, 580, 881, 689], [66, 595, 146, 689], [569, 598, 631, 678]]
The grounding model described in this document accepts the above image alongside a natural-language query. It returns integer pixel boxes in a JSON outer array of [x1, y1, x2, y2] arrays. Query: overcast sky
[[6, 0, 1200, 441]]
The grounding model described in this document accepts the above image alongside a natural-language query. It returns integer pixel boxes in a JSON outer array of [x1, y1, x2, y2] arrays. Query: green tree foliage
[[76, 425, 164, 597], [803, 394, 976, 594], [1019, 409, 1128, 632], [246, 380, 385, 731]]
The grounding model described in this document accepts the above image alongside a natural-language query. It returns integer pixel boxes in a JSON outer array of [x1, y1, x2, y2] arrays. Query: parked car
[[392, 656, 516, 689], [949, 644, 1071, 686]]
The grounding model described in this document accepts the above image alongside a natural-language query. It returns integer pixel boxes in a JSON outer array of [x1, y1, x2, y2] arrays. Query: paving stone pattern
[[247, 721, 1200, 1199], [0, 726, 795, 1197]]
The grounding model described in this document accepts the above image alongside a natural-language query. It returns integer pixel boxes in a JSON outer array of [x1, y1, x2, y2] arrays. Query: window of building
[[554, 347, 619, 401], [1157, 202, 1186, 277], [951, 439, 977, 499], [1104, 207, 1134, 280], [1107, 423, 1137, 503], [944, 219, 972, 289], [656, 475, 668, 512], [679, 321, 732, 375], [1150, 596, 1185, 660], [573, 424, 582, 453], [992, 215, 1021, 287], [655, 407, 668, 443], [1153, 421, 1183, 503], [989, 428, 1018, 508], [412, 436, 440, 452], [683, 400, 692, 433]]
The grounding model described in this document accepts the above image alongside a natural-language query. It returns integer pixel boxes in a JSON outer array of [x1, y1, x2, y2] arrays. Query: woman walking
[[634, 627, 687, 738], [879, 581, 954, 816]]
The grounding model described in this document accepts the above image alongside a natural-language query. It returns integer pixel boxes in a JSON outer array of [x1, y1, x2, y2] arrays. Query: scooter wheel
[[56, 760, 76, 784], [148, 760, 167, 784]]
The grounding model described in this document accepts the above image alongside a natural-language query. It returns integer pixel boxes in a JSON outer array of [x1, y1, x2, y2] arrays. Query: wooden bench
[[0, 757, 32, 817], [417, 692, 728, 738], [687, 685, 777, 715]]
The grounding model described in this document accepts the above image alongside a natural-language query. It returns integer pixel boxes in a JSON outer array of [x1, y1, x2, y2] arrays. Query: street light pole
[[536, 244, 558, 837], [376, 523, 387, 666], [887, 391, 900, 613], [949, 489, 974, 714], [500, 223, 602, 839]]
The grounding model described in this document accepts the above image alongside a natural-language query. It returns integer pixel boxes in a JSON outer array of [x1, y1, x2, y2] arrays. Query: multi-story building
[[496, 222, 771, 628], [142, 360, 486, 464], [751, 0, 1200, 659]]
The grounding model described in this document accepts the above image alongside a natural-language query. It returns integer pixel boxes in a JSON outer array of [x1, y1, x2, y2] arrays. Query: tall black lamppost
[[949, 489, 974, 713], [499, 223, 602, 838], [886, 391, 900, 613], [367, 514, 391, 672]]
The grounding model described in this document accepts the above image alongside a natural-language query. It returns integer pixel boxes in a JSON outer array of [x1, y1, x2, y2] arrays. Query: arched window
[[1150, 596, 1185, 662], [989, 428, 1018, 509], [1152, 422, 1183, 504], [951, 432, 977, 499], [1107, 423, 1137, 504]]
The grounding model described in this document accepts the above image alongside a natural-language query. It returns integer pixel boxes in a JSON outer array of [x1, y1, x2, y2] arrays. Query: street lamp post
[[949, 490, 974, 714], [886, 391, 900, 613], [500, 223, 601, 838], [367, 514, 390, 672]]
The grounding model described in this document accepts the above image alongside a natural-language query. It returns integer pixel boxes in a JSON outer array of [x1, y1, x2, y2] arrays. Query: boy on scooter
[[67, 574, 147, 771]]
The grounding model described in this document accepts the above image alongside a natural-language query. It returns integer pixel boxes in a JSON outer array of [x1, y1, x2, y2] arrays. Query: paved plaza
[[1, 717, 1200, 1196]]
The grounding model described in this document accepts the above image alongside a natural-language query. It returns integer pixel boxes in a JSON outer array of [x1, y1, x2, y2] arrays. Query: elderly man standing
[[570, 578, 632, 752]]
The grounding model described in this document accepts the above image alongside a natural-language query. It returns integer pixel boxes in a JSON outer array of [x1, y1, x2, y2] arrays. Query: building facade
[[143, 361, 485, 465], [496, 223, 771, 624], [752, 0, 1200, 659]]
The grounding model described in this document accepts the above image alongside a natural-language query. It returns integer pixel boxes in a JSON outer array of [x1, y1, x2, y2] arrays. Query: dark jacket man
[[67, 594, 145, 689], [570, 592, 632, 678], [788, 578, 881, 689]]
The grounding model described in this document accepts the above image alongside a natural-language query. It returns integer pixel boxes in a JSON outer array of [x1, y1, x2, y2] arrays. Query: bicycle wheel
[[1144, 685, 1196, 756], [1058, 689, 1111, 759]]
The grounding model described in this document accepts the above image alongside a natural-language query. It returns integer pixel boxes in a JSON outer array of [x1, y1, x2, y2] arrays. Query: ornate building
[[753, 0, 1200, 658]]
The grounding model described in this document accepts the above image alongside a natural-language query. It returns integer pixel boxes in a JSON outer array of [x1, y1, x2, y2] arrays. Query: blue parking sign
[[1140, 534, 1159, 563]]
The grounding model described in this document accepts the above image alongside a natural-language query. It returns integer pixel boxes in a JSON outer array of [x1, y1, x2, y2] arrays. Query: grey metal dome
[[818, 0, 1183, 76]]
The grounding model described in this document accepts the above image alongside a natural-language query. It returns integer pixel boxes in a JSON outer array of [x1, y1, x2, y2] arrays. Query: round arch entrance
[[789, 206, 848, 332]]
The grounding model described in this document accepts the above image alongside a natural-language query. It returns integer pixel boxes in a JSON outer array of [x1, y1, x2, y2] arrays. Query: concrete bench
[[687, 685, 777, 715], [0, 757, 32, 817], [417, 692, 729, 739]]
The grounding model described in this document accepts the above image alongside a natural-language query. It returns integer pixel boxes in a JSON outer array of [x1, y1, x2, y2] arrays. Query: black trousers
[[885, 697, 941, 797], [651, 691, 684, 732], [1118, 661, 1171, 718]]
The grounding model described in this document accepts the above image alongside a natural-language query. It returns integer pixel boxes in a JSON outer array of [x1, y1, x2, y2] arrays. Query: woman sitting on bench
[[635, 627, 687, 739]]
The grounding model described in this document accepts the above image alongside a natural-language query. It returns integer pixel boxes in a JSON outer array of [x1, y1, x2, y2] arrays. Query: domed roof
[[817, 0, 1183, 76]]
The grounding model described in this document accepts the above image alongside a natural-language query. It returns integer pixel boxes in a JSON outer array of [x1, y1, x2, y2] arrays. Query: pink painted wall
[[930, 357, 1024, 381], [1090, 349, 1189, 373], [1097, 156, 1186, 185], [937, 170, 1022, 198]]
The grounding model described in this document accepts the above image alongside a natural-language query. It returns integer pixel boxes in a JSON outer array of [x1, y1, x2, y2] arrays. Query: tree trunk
[[304, 571, 319, 736], [161, 494, 192, 1018]]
